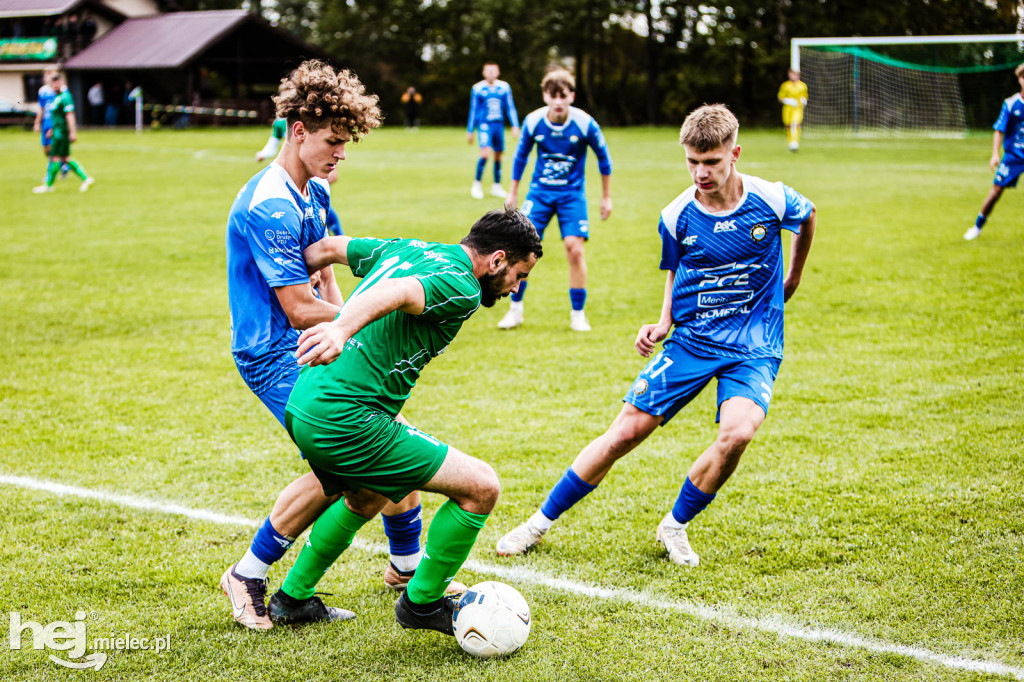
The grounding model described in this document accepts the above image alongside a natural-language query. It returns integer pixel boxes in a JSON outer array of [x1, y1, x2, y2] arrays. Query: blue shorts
[[40, 127, 52, 148], [994, 155, 1024, 188], [624, 339, 780, 425], [477, 123, 505, 152], [522, 191, 590, 240], [249, 363, 301, 428]]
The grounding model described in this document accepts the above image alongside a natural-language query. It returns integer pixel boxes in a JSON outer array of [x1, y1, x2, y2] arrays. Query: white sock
[[509, 300, 524, 313], [659, 511, 685, 530], [234, 549, 272, 580], [390, 550, 422, 573], [529, 509, 555, 532]]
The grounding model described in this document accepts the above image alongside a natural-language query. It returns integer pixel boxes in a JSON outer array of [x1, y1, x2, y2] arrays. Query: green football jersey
[[288, 238, 482, 421], [49, 89, 75, 135]]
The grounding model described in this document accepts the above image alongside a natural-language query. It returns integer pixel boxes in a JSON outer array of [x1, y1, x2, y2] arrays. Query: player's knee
[[607, 422, 650, 457], [716, 422, 756, 455], [471, 461, 501, 511]]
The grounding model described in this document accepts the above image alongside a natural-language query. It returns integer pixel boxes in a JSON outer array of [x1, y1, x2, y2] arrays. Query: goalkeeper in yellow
[[778, 69, 808, 152]]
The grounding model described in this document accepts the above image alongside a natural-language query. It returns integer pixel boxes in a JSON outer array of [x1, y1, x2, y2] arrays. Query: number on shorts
[[646, 352, 674, 379]]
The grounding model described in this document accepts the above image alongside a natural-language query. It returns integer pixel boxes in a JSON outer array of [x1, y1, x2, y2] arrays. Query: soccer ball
[[453, 581, 531, 658]]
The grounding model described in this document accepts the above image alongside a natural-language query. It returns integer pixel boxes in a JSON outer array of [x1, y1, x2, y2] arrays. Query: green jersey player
[[32, 70, 93, 194], [265, 208, 542, 636]]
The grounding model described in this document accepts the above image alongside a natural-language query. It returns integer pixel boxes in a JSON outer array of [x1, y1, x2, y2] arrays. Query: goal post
[[791, 34, 1024, 136]]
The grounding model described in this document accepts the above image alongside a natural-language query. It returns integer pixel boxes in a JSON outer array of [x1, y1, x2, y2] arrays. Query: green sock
[[46, 161, 59, 187], [406, 501, 488, 604], [280, 501, 371, 600], [66, 158, 88, 180]]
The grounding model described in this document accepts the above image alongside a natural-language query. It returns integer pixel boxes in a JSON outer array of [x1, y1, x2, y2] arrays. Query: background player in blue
[[32, 69, 69, 182], [501, 68, 612, 332], [496, 105, 816, 567], [965, 63, 1024, 240], [467, 62, 519, 200], [220, 60, 442, 630]]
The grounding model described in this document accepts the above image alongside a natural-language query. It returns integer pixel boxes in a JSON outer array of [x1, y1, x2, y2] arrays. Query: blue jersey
[[38, 84, 56, 130], [993, 93, 1024, 158], [467, 80, 519, 133], [658, 174, 813, 360], [512, 107, 612, 193], [226, 163, 335, 394]]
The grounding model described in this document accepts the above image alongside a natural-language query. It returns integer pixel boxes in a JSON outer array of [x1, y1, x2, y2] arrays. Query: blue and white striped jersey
[[994, 93, 1024, 158], [226, 163, 335, 394], [466, 80, 519, 132], [512, 107, 612, 193], [658, 174, 813, 360]]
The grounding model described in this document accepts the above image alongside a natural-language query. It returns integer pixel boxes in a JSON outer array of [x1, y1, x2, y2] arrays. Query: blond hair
[[273, 60, 381, 140], [679, 104, 739, 152], [1015, 63, 1024, 78], [541, 68, 575, 95]]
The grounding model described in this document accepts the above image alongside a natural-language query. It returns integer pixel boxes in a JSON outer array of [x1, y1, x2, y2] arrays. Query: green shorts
[[284, 403, 449, 503], [50, 132, 70, 158]]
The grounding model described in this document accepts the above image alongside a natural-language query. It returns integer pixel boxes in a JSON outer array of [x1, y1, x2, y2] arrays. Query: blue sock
[[249, 517, 295, 565], [382, 505, 422, 557], [475, 158, 486, 181], [975, 214, 987, 230], [540, 468, 597, 521], [569, 288, 587, 311], [493, 161, 502, 184], [510, 280, 527, 303], [671, 477, 717, 525]]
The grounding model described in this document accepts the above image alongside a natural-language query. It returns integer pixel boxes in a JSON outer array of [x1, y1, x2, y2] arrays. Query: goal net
[[794, 36, 1024, 136]]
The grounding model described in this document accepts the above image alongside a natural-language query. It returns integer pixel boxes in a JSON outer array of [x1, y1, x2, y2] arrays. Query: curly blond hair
[[679, 104, 739, 152], [273, 60, 382, 140]]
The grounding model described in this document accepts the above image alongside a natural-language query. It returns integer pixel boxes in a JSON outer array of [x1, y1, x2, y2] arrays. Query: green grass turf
[[0, 124, 1021, 681]]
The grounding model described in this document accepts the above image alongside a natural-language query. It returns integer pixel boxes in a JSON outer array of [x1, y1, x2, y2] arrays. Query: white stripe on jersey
[[659, 173, 789, 237], [248, 163, 300, 213]]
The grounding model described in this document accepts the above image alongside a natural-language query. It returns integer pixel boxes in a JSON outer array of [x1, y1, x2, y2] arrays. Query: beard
[[478, 270, 508, 308]]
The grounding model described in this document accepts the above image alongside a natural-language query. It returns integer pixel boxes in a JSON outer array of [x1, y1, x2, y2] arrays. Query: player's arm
[[783, 205, 816, 302], [66, 108, 77, 143], [507, 128, 534, 208], [274, 283, 341, 330], [303, 235, 354, 271], [467, 88, 478, 143], [599, 174, 612, 220], [991, 131, 1004, 172], [255, 135, 281, 162], [636, 270, 675, 357], [588, 122, 613, 220], [296, 277, 426, 366], [33, 105, 42, 132], [505, 88, 520, 137], [315, 264, 344, 307]]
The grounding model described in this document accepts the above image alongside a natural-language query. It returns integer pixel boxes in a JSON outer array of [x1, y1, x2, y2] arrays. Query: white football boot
[[471, 180, 484, 199], [963, 226, 982, 241], [490, 183, 508, 198], [569, 310, 591, 332], [497, 306, 524, 329], [495, 520, 546, 556], [656, 520, 700, 567]]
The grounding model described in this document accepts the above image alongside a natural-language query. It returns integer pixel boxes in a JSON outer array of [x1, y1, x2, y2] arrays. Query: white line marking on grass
[[3, 473, 1021, 680]]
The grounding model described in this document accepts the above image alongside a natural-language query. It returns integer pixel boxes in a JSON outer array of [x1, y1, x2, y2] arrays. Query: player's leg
[[791, 107, 804, 150], [490, 130, 507, 197], [657, 357, 776, 567], [395, 446, 500, 635], [471, 126, 491, 199], [558, 193, 592, 331], [270, 488, 389, 624], [966, 159, 1018, 239], [497, 194, 553, 329]]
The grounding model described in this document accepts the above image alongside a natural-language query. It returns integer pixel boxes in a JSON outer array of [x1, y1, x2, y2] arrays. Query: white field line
[[2, 473, 1021, 680]]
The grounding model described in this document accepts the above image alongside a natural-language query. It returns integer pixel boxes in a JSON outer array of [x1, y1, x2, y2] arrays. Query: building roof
[[65, 9, 256, 69], [0, 0, 87, 18]]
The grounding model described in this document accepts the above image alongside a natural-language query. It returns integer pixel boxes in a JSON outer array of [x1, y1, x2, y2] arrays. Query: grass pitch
[[0, 125, 1022, 681]]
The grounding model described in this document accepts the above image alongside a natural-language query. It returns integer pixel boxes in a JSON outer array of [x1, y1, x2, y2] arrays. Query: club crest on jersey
[[633, 378, 649, 396], [319, 208, 327, 226], [750, 224, 767, 241], [570, 135, 579, 144]]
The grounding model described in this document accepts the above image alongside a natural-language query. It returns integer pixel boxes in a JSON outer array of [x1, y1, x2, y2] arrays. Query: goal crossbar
[[791, 34, 1024, 72]]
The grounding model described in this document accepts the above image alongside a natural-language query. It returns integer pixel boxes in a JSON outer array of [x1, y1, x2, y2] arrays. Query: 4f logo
[[681, 235, 698, 246], [713, 220, 738, 233]]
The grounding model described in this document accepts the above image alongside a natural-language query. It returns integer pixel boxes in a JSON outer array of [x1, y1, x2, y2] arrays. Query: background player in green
[[254, 117, 287, 162], [33, 70, 94, 194], [265, 208, 542, 634]]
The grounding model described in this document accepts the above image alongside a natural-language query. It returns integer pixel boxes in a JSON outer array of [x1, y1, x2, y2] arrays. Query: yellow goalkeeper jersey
[[777, 80, 808, 107]]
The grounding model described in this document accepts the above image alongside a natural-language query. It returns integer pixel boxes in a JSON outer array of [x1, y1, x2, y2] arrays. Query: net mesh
[[799, 41, 1024, 136]]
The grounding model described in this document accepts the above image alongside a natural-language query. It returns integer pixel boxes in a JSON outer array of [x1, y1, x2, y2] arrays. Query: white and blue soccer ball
[[453, 581, 531, 658]]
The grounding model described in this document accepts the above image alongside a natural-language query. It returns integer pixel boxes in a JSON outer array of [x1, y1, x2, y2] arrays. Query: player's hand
[[504, 191, 518, 210], [990, 153, 1001, 173], [512, 126, 520, 138], [467, 132, 474, 144], [783, 273, 801, 302], [635, 323, 670, 357], [600, 196, 613, 221], [69, 132, 76, 143], [309, 270, 323, 296], [295, 321, 348, 367]]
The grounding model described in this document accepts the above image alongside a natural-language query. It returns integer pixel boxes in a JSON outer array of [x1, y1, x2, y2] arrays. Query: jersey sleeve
[[780, 185, 814, 233], [347, 238, 395, 278], [325, 207, 342, 235], [245, 200, 310, 287], [994, 100, 1011, 133], [587, 120, 613, 176], [658, 218, 683, 271], [511, 122, 536, 181], [467, 87, 479, 132], [505, 86, 520, 128], [416, 268, 481, 323]]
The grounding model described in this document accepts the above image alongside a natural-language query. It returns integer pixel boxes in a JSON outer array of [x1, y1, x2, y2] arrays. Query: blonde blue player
[[496, 104, 816, 566], [965, 63, 1024, 240], [467, 62, 519, 199], [500, 68, 612, 333]]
